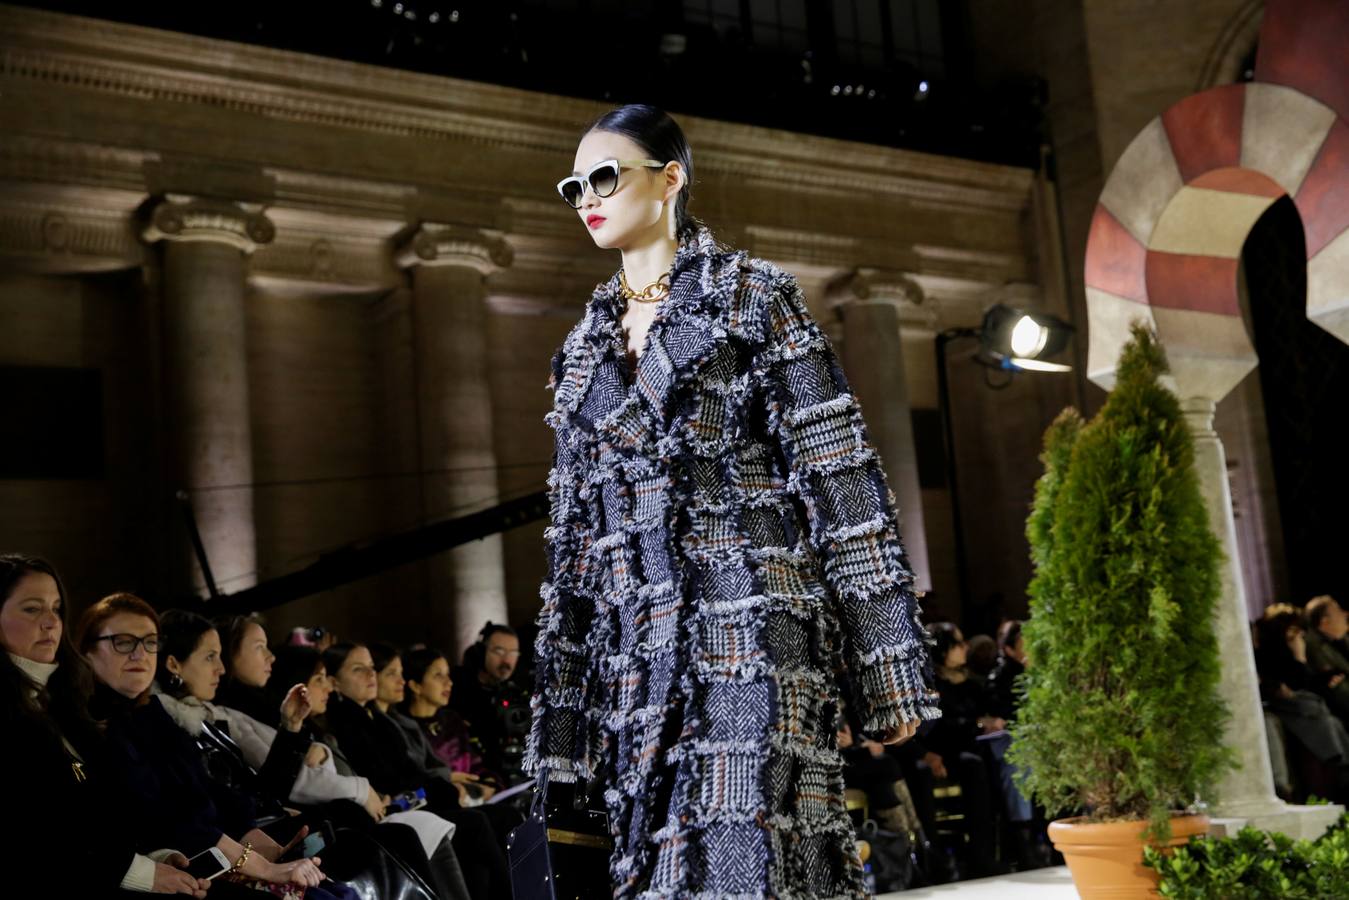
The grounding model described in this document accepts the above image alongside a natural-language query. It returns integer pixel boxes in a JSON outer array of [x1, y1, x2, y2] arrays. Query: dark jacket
[[92, 683, 251, 855], [406, 706, 498, 783], [986, 655, 1025, 723], [321, 693, 458, 810], [5, 693, 141, 898], [920, 672, 994, 761], [1256, 641, 1316, 701], [216, 679, 281, 729]]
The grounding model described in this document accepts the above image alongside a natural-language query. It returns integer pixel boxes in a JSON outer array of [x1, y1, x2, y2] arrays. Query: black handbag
[[507, 771, 613, 900]]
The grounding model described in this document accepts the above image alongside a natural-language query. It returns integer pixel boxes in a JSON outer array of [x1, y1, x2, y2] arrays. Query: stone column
[[398, 223, 514, 656], [1184, 398, 1341, 838], [142, 195, 275, 595], [837, 271, 932, 592]]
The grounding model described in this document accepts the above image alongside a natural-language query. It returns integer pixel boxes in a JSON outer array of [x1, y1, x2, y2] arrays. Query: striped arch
[[1085, 0, 1349, 397]]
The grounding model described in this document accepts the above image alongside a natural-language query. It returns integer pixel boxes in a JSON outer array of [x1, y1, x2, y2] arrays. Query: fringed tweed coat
[[525, 225, 940, 899]]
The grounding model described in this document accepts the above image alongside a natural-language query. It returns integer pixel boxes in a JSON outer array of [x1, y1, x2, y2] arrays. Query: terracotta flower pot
[[1048, 814, 1208, 898]]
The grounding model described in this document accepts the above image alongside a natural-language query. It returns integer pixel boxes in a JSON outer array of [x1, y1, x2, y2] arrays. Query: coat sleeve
[[288, 741, 370, 806], [753, 269, 941, 738], [224, 706, 309, 803], [524, 359, 599, 784]]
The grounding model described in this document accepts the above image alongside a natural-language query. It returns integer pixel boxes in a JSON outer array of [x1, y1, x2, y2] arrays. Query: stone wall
[[0, 5, 1067, 650]]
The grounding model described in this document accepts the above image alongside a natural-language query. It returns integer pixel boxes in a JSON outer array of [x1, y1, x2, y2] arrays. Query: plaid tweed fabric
[[525, 225, 940, 899]]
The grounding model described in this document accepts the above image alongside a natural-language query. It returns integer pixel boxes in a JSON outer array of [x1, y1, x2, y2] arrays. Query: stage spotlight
[[976, 303, 1073, 372], [915, 79, 930, 100]]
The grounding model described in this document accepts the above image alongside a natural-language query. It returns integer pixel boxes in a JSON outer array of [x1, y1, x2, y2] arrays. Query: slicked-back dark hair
[[587, 104, 696, 236]]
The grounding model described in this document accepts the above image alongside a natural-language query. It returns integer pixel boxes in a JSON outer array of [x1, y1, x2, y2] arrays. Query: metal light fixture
[[975, 303, 1074, 372], [934, 301, 1076, 619]]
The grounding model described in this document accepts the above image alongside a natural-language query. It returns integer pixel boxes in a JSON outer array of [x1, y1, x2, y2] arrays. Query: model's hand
[[304, 742, 328, 768], [880, 718, 919, 746], [449, 771, 480, 785], [923, 751, 948, 780]]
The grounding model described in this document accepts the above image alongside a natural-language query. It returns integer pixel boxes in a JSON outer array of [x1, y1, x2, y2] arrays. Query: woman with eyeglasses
[[0, 555, 210, 898], [77, 593, 328, 893], [530, 104, 939, 898]]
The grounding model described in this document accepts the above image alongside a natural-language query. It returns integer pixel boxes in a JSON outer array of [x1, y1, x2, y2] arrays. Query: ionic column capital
[[396, 223, 513, 274], [141, 195, 276, 253], [836, 268, 936, 329]]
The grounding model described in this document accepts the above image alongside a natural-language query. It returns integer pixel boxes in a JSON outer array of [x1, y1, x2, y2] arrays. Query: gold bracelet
[[232, 841, 253, 873]]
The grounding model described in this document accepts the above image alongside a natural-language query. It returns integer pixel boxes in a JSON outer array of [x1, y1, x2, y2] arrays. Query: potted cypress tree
[[1008, 324, 1235, 897]]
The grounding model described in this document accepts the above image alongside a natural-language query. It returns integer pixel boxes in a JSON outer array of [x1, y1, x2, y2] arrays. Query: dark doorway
[[1242, 196, 1349, 606]]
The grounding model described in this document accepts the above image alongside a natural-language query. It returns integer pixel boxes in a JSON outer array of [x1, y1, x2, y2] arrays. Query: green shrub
[[1008, 324, 1234, 840], [1144, 814, 1349, 898]]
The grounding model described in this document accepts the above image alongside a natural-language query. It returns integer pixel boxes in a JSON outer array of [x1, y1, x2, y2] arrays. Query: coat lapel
[[551, 227, 757, 454]]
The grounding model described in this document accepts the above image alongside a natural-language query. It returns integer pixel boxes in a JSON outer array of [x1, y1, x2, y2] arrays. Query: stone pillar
[[1184, 398, 1341, 838], [142, 195, 275, 595], [398, 223, 514, 656], [837, 271, 932, 592]]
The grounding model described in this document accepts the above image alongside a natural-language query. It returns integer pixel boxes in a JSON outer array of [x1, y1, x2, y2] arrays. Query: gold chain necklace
[[619, 270, 671, 304]]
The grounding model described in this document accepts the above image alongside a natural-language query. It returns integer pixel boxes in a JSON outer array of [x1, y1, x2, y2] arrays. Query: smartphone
[[299, 832, 326, 859], [389, 788, 428, 812], [281, 820, 336, 863], [185, 847, 232, 881]]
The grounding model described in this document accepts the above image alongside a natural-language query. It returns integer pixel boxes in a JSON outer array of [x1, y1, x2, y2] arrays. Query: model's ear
[[165, 655, 183, 676], [663, 161, 685, 201]]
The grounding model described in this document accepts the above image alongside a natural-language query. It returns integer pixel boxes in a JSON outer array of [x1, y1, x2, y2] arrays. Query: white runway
[[878, 866, 1077, 899]]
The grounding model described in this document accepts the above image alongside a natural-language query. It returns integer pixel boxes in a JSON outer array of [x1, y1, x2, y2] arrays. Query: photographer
[[447, 623, 529, 785]]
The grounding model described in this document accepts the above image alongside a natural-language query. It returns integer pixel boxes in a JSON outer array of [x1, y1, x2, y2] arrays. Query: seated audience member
[[253, 644, 470, 900], [1305, 595, 1349, 720], [216, 614, 287, 725], [372, 644, 521, 844], [984, 619, 1047, 868], [156, 610, 310, 819], [1, 554, 210, 898], [987, 620, 1027, 724], [402, 646, 500, 788], [908, 622, 1006, 877], [1256, 604, 1349, 800], [448, 622, 529, 784], [79, 595, 325, 892], [965, 633, 998, 682], [321, 642, 510, 900], [837, 709, 913, 833]]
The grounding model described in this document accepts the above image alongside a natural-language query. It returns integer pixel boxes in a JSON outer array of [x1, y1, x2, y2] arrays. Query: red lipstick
[[586, 215, 606, 229]]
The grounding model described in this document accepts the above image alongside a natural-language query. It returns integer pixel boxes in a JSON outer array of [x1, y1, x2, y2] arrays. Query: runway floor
[[877, 866, 1077, 898]]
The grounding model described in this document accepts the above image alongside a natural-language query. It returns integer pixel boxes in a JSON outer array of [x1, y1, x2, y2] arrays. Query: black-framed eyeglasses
[[95, 633, 161, 654], [557, 157, 665, 208]]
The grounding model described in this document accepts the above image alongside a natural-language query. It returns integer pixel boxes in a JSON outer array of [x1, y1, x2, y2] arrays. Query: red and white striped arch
[[1085, 0, 1349, 398]]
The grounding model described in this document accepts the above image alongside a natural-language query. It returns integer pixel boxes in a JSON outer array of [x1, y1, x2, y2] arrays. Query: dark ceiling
[[15, 0, 1049, 169]]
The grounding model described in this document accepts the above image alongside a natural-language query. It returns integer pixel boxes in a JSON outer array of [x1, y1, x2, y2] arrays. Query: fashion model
[[525, 104, 940, 899]]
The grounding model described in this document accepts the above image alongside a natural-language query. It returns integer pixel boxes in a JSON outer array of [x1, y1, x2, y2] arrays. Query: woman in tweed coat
[[525, 105, 940, 899]]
